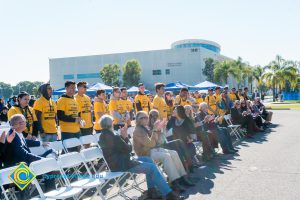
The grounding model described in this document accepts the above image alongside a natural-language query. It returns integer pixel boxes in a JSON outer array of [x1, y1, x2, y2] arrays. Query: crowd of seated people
[[0, 81, 273, 200]]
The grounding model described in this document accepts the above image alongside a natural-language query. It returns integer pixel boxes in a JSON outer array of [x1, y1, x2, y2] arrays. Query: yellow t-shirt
[[109, 99, 124, 125], [229, 93, 238, 102], [93, 101, 109, 131], [134, 94, 151, 113], [165, 100, 175, 119], [175, 95, 192, 106], [75, 94, 93, 129], [195, 97, 204, 104], [153, 95, 168, 119], [119, 99, 133, 113], [33, 96, 57, 134], [238, 95, 244, 101], [214, 93, 222, 103], [205, 95, 218, 115], [57, 96, 80, 133], [8, 106, 37, 134]]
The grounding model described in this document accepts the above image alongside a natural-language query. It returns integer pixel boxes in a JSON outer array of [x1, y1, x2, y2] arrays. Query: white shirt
[[16, 132, 26, 146]]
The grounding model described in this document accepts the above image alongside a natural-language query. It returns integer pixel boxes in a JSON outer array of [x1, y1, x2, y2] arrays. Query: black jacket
[[99, 129, 139, 172]]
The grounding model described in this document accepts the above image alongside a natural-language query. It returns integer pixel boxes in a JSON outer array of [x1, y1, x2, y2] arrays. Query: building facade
[[49, 39, 232, 90]]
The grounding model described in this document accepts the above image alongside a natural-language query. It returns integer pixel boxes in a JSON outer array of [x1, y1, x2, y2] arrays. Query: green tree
[[214, 60, 235, 85], [253, 65, 264, 93], [99, 64, 121, 86], [0, 82, 13, 99], [122, 59, 142, 87], [263, 55, 298, 101], [202, 58, 216, 82], [13, 81, 45, 95]]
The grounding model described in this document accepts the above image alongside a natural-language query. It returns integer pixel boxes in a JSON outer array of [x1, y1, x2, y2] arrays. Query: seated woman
[[231, 100, 261, 138], [199, 103, 237, 154], [133, 111, 195, 193], [98, 114, 183, 200], [148, 109, 194, 174], [167, 106, 197, 162]]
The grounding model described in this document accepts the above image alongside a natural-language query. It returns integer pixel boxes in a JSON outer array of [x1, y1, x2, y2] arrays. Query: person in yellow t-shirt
[[229, 88, 239, 103], [94, 89, 109, 132], [134, 83, 151, 113], [120, 87, 133, 126], [57, 81, 81, 141], [165, 91, 175, 120], [33, 83, 58, 142], [214, 86, 222, 104], [238, 88, 244, 101], [75, 81, 93, 136], [153, 83, 168, 119], [8, 92, 38, 139], [175, 88, 193, 107], [109, 87, 129, 130], [194, 91, 204, 105], [205, 88, 218, 115]]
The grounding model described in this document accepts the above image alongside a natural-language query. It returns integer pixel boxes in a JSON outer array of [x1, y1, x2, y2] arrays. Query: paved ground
[[88, 110, 300, 200]]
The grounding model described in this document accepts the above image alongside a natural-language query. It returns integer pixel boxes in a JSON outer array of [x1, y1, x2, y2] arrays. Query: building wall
[[49, 46, 230, 90]]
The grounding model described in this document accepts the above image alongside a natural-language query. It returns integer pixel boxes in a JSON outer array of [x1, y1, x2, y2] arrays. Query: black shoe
[[179, 177, 196, 187], [223, 150, 235, 154], [166, 191, 185, 200], [147, 188, 163, 199], [230, 148, 238, 152], [171, 181, 186, 193], [245, 134, 254, 139]]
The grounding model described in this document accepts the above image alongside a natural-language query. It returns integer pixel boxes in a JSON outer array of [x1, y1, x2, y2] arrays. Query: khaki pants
[[150, 148, 187, 182]]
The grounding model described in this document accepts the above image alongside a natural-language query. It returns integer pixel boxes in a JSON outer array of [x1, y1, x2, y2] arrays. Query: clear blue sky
[[1, 0, 299, 85]]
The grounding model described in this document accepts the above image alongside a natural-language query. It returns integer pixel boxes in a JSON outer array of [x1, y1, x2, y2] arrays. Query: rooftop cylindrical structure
[[171, 39, 221, 53]]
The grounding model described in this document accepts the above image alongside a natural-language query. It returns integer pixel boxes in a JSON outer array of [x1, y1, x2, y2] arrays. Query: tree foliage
[[122, 60, 142, 87], [202, 58, 215, 82], [99, 64, 121, 86], [0, 82, 13, 99]]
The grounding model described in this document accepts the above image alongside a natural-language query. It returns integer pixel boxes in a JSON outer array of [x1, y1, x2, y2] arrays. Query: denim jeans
[[216, 127, 234, 151], [42, 133, 58, 142], [128, 156, 172, 196]]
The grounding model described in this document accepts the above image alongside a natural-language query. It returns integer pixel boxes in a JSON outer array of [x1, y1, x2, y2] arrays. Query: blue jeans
[[128, 156, 172, 196], [216, 127, 234, 151], [61, 132, 81, 140], [42, 133, 58, 142]]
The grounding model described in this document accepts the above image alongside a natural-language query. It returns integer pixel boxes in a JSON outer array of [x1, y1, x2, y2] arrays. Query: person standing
[[33, 83, 58, 142], [109, 87, 128, 130], [8, 92, 38, 139], [119, 87, 133, 126], [93, 89, 109, 133], [205, 88, 218, 115], [57, 81, 81, 141], [153, 83, 168, 120], [75, 81, 93, 136], [175, 88, 193, 107], [134, 83, 151, 113]]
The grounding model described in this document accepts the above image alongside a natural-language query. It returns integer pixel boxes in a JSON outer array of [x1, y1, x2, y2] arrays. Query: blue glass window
[[152, 70, 161, 75], [77, 73, 99, 79], [63, 74, 74, 79]]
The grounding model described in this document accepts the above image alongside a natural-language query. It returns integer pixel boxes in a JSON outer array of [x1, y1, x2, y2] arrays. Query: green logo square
[[8, 162, 36, 191]]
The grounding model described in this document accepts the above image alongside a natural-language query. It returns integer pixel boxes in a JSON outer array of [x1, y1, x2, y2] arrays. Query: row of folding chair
[[223, 114, 247, 140]]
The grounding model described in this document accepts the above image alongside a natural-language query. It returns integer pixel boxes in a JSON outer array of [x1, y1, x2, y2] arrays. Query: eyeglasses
[[138, 116, 148, 120]]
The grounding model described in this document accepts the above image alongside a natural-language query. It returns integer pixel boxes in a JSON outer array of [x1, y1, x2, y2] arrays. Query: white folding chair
[[80, 135, 98, 147], [62, 138, 82, 153], [29, 158, 83, 200], [57, 152, 106, 199], [224, 114, 243, 139], [30, 146, 47, 156], [80, 147, 129, 199], [0, 166, 18, 200], [48, 141, 65, 155]]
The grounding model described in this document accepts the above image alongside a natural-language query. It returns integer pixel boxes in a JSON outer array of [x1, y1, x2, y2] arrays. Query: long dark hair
[[176, 105, 187, 119], [165, 91, 173, 107]]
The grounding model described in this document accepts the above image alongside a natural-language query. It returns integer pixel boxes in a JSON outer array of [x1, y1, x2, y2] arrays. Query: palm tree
[[214, 60, 236, 85], [263, 55, 298, 101], [253, 65, 264, 93]]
